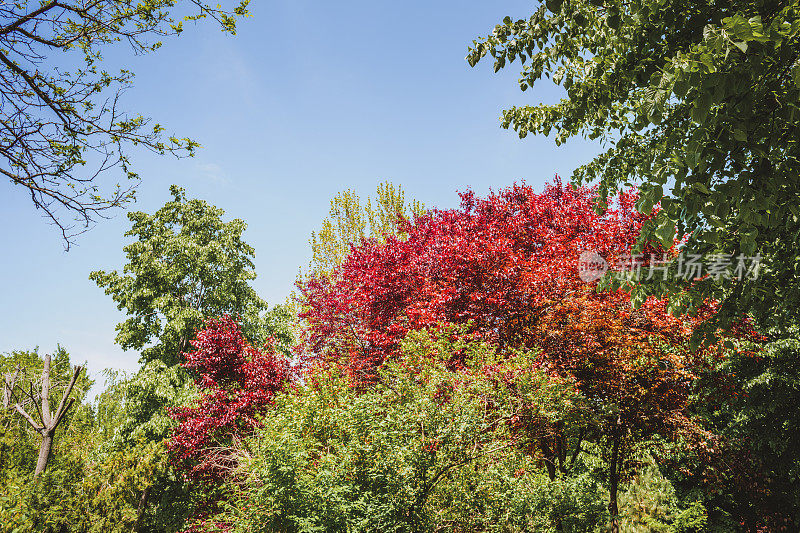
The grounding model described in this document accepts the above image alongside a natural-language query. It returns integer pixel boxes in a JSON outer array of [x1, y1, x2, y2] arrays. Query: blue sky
[[0, 1, 604, 390]]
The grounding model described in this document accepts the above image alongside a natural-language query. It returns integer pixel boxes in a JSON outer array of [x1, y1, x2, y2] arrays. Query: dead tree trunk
[[36, 432, 55, 475], [13, 354, 83, 477]]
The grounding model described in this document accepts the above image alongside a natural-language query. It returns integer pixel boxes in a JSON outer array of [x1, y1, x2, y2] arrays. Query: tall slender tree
[[306, 181, 425, 280], [90, 184, 290, 441], [91, 185, 283, 371]]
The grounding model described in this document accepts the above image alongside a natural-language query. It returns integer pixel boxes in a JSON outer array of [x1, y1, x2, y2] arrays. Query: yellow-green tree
[[306, 181, 425, 280]]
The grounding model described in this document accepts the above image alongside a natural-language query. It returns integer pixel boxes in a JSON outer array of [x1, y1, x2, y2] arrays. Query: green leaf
[[472, 0, 800, 332], [655, 216, 676, 248], [692, 96, 711, 123], [545, 0, 563, 13], [699, 53, 716, 72]]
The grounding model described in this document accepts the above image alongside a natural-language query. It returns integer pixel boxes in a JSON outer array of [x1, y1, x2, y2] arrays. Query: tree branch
[[0, 50, 70, 126], [53, 365, 83, 421], [14, 403, 43, 432], [0, 1, 59, 36]]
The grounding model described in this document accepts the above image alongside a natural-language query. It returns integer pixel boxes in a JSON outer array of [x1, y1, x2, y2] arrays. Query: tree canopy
[[90, 185, 291, 443], [5, 2, 800, 528], [168, 315, 291, 482], [90, 184, 273, 367], [298, 181, 742, 529], [306, 181, 424, 280], [468, 0, 800, 331], [300, 181, 651, 377]]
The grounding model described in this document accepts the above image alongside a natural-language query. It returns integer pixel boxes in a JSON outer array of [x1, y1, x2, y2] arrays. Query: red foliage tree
[[169, 315, 291, 481], [300, 180, 657, 374], [298, 180, 728, 528]]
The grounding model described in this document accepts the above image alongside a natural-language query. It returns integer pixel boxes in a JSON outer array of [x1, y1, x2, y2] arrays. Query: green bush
[[221, 330, 607, 532]]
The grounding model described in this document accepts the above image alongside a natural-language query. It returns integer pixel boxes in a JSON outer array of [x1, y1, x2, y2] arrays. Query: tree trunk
[[35, 431, 53, 476], [540, 438, 557, 481], [609, 433, 620, 533], [132, 486, 150, 532], [540, 438, 563, 531]]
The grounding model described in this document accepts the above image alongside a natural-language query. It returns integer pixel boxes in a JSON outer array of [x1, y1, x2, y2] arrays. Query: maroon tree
[[169, 315, 291, 481]]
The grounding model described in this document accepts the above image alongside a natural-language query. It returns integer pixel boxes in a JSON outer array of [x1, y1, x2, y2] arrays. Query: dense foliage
[[223, 331, 609, 532], [0, 349, 168, 532], [297, 181, 756, 530], [167, 326, 718, 533], [306, 181, 425, 280], [169, 316, 291, 482], [6, 0, 800, 529], [90, 185, 274, 368], [5, 175, 799, 532], [3, 180, 798, 532], [90, 184, 291, 443], [468, 0, 800, 332], [301, 181, 653, 375]]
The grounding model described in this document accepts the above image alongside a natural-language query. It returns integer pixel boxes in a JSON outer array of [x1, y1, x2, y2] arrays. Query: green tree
[[706, 328, 800, 529], [88, 186, 291, 528], [0, 347, 103, 532], [222, 329, 606, 533], [1, 0, 249, 247], [618, 457, 707, 533], [90, 184, 291, 442], [0, 357, 177, 533], [91, 184, 279, 369], [468, 1, 800, 331]]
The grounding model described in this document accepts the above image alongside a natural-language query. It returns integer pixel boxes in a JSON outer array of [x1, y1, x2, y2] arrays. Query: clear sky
[[0, 0, 604, 391]]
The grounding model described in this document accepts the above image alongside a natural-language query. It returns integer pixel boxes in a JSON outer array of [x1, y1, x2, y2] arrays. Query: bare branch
[[2, 367, 21, 409], [8, 353, 84, 475], [14, 403, 43, 432], [0, 1, 59, 36], [53, 365, 82, 421]]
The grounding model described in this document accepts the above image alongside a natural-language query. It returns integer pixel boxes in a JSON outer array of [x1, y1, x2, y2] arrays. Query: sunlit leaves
[[90, 186, 286, 444], [90, 185, 268, 367], [222, 331, 604, 532], [468, 0, 800, 331], [299, 181, 651, 381], [306, 181, 424, 280], [298, 180, 716, 442]]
